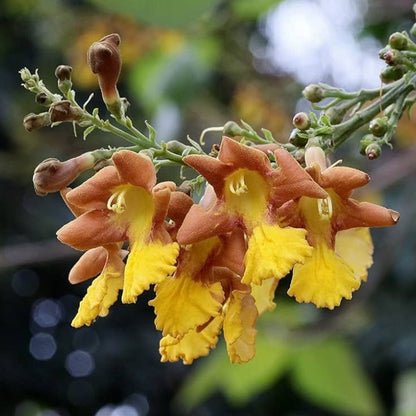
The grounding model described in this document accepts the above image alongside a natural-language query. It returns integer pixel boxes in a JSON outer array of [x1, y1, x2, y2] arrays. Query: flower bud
[[55, 65, 72, 95], [389, 32, 408, 50], [380, 65, 407, 83], [87, 33, 122, 117], [292, 112, 310, 130], [289, 129, 308, 147], [325, 107, 345, 125], [365, 143, 381, 160], [49, 100, 83, 123], [369, 117, 388, 137], [23, 112, 51, 132], [223, 121, 243, 137], [303, 84, 324, 103], [35, 92, 54, 107], [304, 146, 327, 170], [33, 152, 95, 196], [360, 134, 375, 155], [166, 140, 188, 154]]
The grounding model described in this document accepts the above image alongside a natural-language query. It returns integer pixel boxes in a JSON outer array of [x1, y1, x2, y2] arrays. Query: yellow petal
[[335, 227, 373, 282], [288, 241, 360, 309], [122, 241, 179, 303], [242, 224, 313, 285], [150, 274, 225, 337], [71, 269, 123, 327], [250, 277, 278, 315], [159, 316, 223, 365], [223, 291, 258, 363]]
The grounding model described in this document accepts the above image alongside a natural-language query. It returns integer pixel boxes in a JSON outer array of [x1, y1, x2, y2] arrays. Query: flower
[[150, 231, 258, 364], [177, 137, 327, 288], [280, 147, 399, 309], [57, 150, 179, 305]]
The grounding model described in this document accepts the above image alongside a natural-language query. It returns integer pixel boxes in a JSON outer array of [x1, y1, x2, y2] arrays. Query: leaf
[[291, 338, 382, 416], [174, 333, 292, 412], [261, 128, 275, 142], [87, 0, 220, 29], [83, 125, 95, 141]]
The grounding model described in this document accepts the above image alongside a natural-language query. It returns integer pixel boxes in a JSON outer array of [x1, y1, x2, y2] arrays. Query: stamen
[[318, 197, 333, 219], [229, 174, 248, 195], [107, 189, 127, 214]]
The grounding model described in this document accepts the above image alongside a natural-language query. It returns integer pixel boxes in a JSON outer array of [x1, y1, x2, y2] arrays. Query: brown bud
[[33, 153, 95, 196], [87, 33, 122, 107], [23, 112, 51, 132], [55, 65, 72, 81], [49, 100, 82, 123]]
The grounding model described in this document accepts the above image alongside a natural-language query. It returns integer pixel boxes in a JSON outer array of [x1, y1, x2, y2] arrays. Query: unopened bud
[[365, 143, 382, 160], [292, 112, 310, 130], [55, 65, 72, 95], [289, 129, 308, 147], [369, 117, 388, 137], [325, 107, 345, 125], [88, 33, 122, 116], [303, 84, 324, 103], [166, 140, 188, 154], [33, 152, 95, 196], [294, 148, 305, 164], [223, 121, 243, 137], [49, 100, 82, 123], [23, 112, 51, 132], [380, 65, 407, 83], [304, 146, 327, 170], [360, 134, 375, 155], [35, 92, 54, 107], [389, 32, 408, 50]]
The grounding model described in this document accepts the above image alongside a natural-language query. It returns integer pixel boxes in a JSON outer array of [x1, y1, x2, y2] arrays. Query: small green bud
[[411, 23, 416, 38], [303, 84, 324, 103], [365, 143, 382, 160], [325, 107, 345, 125], [19, 67, 32, 83], [292, 112, 310, 130], [294, 148, 305, 164], [23, 112, 51, 132], [378, 45, 390, 59], [166, 140, 188, 154], [359, 134, 375, 155], [369, 117, 388, 137], [389, 32, 408, 50], [289, 129, 308, 147], [223, 121, 243, 137], [380, 65, 407, 83]]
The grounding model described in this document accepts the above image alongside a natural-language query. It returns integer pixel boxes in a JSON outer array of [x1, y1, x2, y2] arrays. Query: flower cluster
[[21, 32, 400, 365], [55, 140, 398, 364]]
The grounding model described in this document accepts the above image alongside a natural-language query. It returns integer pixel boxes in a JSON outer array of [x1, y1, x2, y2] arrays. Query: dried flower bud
[[389, 32, 408, 50], [87, 33, 122, 116], [223, 121, 243, 137], [33, 152, 95, 196], [369, 117, 388, 137], [365, 143, 381, 160], [292, 112, 310, 130], [23, 112, 51, 131], [49, 100, 82, 123], [303, 84, 324, 103], [55, 65, 73, 95], [35, 92, 54, 107]]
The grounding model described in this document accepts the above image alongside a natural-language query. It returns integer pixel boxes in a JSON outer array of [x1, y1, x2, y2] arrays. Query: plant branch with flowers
[[19, 7, 416, 365]]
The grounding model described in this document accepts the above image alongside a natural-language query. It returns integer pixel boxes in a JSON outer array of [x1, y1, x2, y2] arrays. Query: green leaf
[[291, 338, 382, 416], [175, 334, 292, 412], [87, 0, 220, 29]]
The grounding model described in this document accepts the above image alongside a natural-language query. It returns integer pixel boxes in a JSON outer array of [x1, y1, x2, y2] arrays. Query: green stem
[[332, 73, 416, 147]]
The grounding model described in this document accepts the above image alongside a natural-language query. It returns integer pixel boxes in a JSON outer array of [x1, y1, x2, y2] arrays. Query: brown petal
[[336, 199, 400, 229], [177, 204, 237, 245], [68, 247, 108, 284], [167, 191, 194, 228], [183, 154, 233, 198], [321, 166, 370, 198], [66, 166, 121, 211], [113, 150, 156, 191], [271, 149, 327, 207], [219, 136, 271, 176], [57, 210, 125, 250], [214, 229, 247, 276]]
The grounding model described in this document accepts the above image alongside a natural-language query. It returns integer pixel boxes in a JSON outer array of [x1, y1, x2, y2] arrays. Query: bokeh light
[[29, 332, 57, 361], [65, 349, 95, 377]]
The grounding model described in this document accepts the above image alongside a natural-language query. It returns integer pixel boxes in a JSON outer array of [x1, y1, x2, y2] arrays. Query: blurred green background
[[2, 0, 416, 415]]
